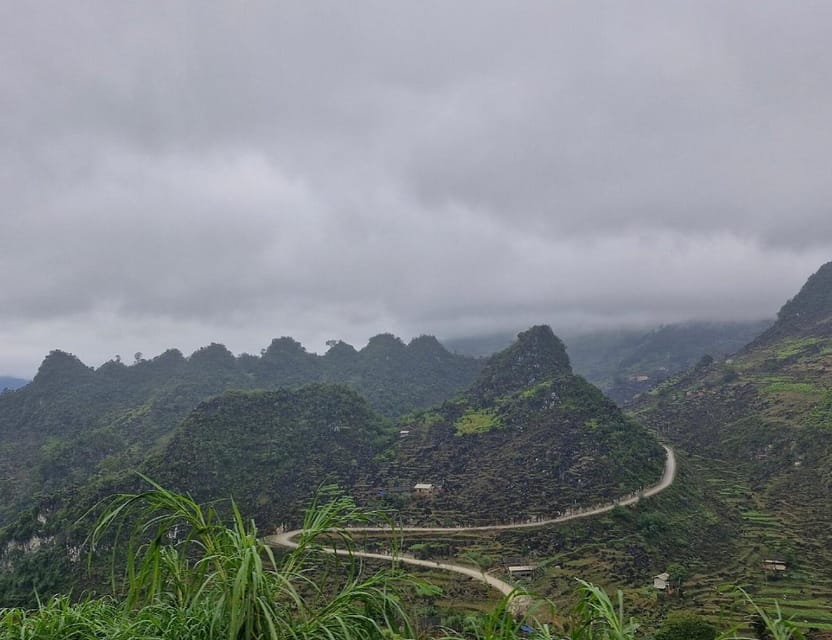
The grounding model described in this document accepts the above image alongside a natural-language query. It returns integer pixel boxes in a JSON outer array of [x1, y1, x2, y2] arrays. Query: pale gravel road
[[266, 445, 676, 596]]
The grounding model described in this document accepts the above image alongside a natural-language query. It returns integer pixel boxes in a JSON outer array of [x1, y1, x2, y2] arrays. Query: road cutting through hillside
[[266, 445, 676, 597]]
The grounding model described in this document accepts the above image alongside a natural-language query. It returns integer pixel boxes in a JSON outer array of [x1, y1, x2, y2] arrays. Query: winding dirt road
[[266, 445, 676, 596]]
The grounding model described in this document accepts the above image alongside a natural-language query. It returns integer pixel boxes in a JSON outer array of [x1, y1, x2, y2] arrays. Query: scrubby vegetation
[[386, 327, 664, 525], [454, 409, 503, 435], [443, 321, 771, 405], [629, 261, 832, 631], [150, 385, 392, 527], [0, 334, 481, 525], [0, 483, 806, 640], [0, 483, 415, 640]]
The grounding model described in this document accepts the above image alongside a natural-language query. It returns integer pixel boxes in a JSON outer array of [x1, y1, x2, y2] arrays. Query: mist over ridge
[[2, 3, 832, 376]]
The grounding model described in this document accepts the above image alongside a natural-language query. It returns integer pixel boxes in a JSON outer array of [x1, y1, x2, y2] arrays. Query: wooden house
[[413, 483, 435, 495], [653, 572, 671, 591], [507, 564, 540, 580], [763, 560, 787, 573]]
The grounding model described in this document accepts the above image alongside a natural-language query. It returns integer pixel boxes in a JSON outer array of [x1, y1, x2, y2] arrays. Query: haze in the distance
[[2, 1, 831, 376]]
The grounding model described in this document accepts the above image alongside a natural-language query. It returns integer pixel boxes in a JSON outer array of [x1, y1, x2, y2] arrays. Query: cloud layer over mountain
[[2, 2, 831, 374]]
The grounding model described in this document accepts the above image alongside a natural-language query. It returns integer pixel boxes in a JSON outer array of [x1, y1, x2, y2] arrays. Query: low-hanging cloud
[[1, 1, 831, 375]]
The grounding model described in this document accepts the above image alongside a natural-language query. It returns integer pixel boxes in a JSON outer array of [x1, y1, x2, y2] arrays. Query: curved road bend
[[266, 445, 676, 596]]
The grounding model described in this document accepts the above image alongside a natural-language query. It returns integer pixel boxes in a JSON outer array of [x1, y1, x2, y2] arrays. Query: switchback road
[[266, 445, 676, 596]]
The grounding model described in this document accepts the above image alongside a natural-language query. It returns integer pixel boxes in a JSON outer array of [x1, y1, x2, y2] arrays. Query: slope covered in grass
[[630, 261, 832, 631]]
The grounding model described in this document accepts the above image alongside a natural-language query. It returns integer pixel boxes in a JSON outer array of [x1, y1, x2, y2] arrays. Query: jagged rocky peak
[[757, 261, 832, 341], [32, 350, 94, 386], [408, 335, 449, 356], [322, 340, 359, 369], [473, 325, 571, 399], [324, 339, 358, 357], [263, 336, 308, 359], [361, 333, 407, 355], [188, 343, 236, 369]]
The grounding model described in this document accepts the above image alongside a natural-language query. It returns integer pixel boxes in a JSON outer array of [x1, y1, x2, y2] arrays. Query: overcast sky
[[2, 2, 832, 376]]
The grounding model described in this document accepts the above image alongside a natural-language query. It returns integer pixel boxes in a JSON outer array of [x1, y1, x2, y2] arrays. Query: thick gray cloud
[[1, 1, 831, 375]]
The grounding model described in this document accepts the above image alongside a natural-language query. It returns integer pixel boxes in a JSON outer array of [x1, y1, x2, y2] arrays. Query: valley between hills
[[1, 264, 832, 636]]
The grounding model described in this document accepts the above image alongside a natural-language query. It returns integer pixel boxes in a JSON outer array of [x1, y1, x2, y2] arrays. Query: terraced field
[[670, 457, 832, 631], [274, 445, 831, 634]]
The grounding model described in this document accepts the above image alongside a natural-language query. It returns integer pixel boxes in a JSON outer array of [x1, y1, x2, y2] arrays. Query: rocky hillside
[[379, 326, 666, 524], [137, 326, 666, 529], [754, 260, 832, 343]]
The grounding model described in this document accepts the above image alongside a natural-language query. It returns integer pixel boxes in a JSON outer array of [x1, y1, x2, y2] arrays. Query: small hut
[[762, 560, 787, 573], [413, 483, 435, 495], [653, 572, 670, 591]]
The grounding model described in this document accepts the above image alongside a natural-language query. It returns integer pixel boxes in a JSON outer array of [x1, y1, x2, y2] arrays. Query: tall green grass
[[0, 479, 806, 640], [1, 478, 413, 640]]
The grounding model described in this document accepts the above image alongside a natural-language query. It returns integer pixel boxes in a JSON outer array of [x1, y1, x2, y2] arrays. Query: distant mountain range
[[444, 320, 771, 404], [0, 325, 665, 604], [567, 320, 772, 403], [1, 263, 831, 628], [0, 377, 27, 392], [0, 334, 482, 526]]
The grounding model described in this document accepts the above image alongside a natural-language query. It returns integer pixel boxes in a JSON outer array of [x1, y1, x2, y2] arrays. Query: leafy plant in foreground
[[0, 481, 808, 640], [725, 588, 804, 640], [569, 580, 639, 640], [0, 479, 414, 639]]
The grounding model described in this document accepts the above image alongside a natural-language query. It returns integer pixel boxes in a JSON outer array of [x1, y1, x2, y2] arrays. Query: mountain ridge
[[443, 320, 771, 404], [0, 377, 29, 392], [0, 332, 483, 525], [749, 260, 832, 345], [379, 325, 665, 525]]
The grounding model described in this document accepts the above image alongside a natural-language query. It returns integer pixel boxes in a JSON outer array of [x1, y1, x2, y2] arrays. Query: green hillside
[[629, 261, 832, 630], [8, 307, 815, 629], [0, 335, 481, 525], [0, 384, 395, 605], [378, 326, 666, 525], [149, 385, 391, 527], [0, 325, 667, 607]]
